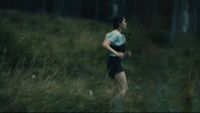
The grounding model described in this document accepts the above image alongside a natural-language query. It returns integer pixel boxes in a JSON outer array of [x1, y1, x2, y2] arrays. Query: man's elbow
[[102, 42, 106, 48]]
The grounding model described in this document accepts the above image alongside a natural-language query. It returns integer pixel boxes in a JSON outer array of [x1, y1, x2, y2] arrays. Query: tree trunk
[[152, 0, 158, 25], [111, 0, 120, 18], [95, 0, 100, 19], [68, 0, 82, 17], [170, 0, 178, 42], [180, 0, 189, 33], [40, 0, 47, 13], [118, 0, 127, 17], [75, 0, 82, 17], [198, 0, 200, 32], [189, 0, 198, 33], [23, 0, 33, 12]]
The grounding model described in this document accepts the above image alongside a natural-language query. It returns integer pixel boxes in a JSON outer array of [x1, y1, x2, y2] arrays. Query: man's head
[[113, 16, 127, 30]]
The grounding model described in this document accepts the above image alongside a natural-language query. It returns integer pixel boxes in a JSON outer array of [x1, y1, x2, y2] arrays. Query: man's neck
[[115, 28, 123, 35]]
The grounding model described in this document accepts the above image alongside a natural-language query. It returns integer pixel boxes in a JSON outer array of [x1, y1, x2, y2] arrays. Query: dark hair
[[113, 16, 124, 29]]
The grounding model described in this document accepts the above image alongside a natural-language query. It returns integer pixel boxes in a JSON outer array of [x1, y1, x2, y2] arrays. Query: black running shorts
[[107, 56, 123, 79]]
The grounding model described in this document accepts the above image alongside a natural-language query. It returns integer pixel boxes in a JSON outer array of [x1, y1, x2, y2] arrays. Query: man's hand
[[125, 50, 132, 58], [117, 52, 125, 59]]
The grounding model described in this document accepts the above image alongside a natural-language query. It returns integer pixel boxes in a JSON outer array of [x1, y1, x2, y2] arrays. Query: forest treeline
[[0, 0, 200, 38]]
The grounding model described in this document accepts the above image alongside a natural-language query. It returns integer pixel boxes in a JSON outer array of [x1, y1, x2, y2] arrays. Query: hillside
[[0, 10, 200, 112]]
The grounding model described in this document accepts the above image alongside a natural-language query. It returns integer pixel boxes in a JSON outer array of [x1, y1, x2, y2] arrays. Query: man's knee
[[120, 88, 127, 97]]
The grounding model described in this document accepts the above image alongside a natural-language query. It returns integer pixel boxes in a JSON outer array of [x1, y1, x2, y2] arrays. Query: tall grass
[[0, 10, 200, 112]]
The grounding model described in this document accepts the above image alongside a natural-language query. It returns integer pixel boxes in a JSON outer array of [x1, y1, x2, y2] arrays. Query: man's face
[[120, 18, 127, 30]]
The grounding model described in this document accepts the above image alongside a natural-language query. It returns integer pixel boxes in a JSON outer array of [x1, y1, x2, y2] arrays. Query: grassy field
[[0, 10, 200, 112]]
